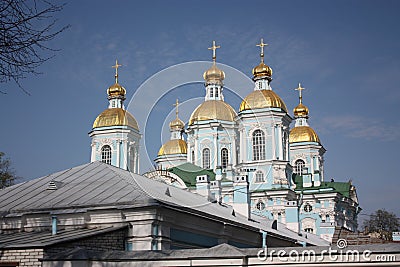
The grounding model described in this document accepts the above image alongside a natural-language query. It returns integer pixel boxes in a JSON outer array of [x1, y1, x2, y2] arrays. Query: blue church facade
[[90, 41, 360, 244]]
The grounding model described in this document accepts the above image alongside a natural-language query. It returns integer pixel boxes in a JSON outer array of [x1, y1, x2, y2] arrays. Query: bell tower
[[89, 60, 141, 173]]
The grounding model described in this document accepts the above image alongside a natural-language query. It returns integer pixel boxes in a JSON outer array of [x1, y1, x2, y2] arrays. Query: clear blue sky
[[1, 0, 399, 221]]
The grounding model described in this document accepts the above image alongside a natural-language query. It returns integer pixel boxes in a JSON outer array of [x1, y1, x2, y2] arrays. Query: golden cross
[[112, 59, 122, 83], [295, 83, 305, 104], [208, 40, 220, 62], [256, 38, 268, 62], [173, 99, 179, 118]]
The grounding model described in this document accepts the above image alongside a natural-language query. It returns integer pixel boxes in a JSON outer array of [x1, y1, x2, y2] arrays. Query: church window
[[192, 150, 195, 164], [210, 88, 214, 98], [295, 159, 306, 174], [258, 81, 262, 89], [202, 148, 210, 169], [252, 130, 265, 161], [221, 148, 228, 169], [256, 201, 265, 210], [304, 228, 314, 233], [255, 171, 264, 183], [215, 87, 219, 97], [101, 145, 112, 164], [304, 203, 313, 212]]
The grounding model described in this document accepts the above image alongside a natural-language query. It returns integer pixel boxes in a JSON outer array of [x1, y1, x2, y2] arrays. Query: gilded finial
[[112, 59, 122, 83], [295, 83, 305, 104], [173, 99, 180, 118], [208, 40, 220, 63], [256, 38, 268, 63]]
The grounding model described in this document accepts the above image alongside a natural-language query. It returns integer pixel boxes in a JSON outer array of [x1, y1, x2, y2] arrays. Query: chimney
[[196, 175, 211, 200], [233, 175, 250, 219]]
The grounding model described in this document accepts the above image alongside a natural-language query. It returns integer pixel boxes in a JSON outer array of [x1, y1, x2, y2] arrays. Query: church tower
[[237, 39, 292, 191], [289, 83, 325, 187], [155, 99, 187, 169], [187, 41, 238, 179], [89, 60, 141, 173]]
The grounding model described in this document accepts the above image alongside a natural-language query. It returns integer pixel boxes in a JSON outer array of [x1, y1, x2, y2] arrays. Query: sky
[[1, 0, 399, 222]]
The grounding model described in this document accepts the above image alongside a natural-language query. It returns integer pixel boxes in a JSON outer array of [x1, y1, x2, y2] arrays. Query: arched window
[[221, 148, 228, 169], [210, 88, 214, 98], [252, 130, 265, 161], [202, 148, 210, 169], [191, 150, 195, 164], [101, 145, 112, 164], [255, 170, 264, 183], [295, 159, 306, 174], [215, 87, 219, 97]]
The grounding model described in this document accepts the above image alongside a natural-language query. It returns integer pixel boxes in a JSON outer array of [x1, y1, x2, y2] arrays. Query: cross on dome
[[173, 99, 180, 118], [295, 83, 305, 104], [256, 38, 268, 63], [112, 59, 122, 83], [208, 40, 220, 63]]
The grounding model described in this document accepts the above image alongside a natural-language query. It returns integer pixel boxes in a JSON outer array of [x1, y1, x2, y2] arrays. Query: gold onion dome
[[240, 90, 288, 112], [293, 103, 309, 118], [107, 60, 126, 99], [189, 100, 237, 125], [252, 62, 272, 79], [203, 64, 225, 85], [93, 108, 139, 130], [169, 117, 185, 131], [107, 83, 126, 99], [158, 139, 187, 156], [289, 126, 320, 144]]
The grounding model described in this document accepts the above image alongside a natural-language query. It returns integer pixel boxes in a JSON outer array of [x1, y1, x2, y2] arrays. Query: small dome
[[252, 62, 272, 79], [203, 64, 225, 85], [107, 83, 126, 99], [93, 108, 139, 130], [169, 117, 185, 131], [289, 126, 320, 144], [240, 89, 288, 112], [158, 139, 187, 156], [293, 103, 309, 118], [189, 100, 237, 125]]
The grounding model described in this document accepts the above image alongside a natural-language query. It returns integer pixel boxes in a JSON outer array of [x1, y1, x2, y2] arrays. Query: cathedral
[[89, 40, 360, 243]]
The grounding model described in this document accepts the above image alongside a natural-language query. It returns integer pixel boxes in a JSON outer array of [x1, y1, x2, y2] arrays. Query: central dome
[[93, 108, 139, 130], [240, 89, 288, 112], [189, 100, 237, 125], [289, 126, 320, 144], [158, 139, 187, 156]]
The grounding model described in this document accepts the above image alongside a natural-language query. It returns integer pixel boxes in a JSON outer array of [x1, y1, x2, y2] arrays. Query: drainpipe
[[260, 230, 267, 248], [51, 216, 57, 235]]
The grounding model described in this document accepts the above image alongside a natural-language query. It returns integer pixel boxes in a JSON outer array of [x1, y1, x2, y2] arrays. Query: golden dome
[[289, 126, 320, 144], [158, 139, 187, 156], [293, 103, 309, 118], [189, 100, 237, 125], [239, 89, 288, 112], [107, 83, 126, 99], [169, 117, 185, 131], [203, 64, 225, 85], [252, 62, 272, 79], [93, 108, 139, 130]]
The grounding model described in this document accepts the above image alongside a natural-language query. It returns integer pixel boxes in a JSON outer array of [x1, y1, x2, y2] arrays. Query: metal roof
[[0, 226, 126, 248], [0, 162, 329, 246]]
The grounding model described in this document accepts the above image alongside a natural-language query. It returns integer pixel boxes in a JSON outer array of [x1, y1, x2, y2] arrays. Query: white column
[[272, 125, 276, 160], [213, 132, 218, 169], [278, 125, 283, 160], [116, 140, 120, 168], [232, 130, 237, 166]]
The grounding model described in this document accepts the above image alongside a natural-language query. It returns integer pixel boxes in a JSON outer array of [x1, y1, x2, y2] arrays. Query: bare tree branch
[[0, 0, 70, 94]]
